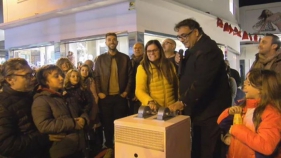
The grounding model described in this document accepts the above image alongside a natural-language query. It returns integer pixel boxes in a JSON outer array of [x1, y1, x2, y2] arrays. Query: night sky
[[239, 0, 281, 7]]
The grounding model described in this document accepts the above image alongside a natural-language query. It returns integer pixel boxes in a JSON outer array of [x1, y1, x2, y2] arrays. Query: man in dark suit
[[170, 18, 231, 158]]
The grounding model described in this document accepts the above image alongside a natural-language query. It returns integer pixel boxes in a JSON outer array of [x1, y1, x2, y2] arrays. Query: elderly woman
[[56, 57, 74, 74], [135, 40, 179, 112]]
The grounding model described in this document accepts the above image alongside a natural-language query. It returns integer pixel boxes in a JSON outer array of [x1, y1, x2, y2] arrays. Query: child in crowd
[[79, 64, 102, 153], [80, 64, 98, 105], [32, 65, 89, 158], [64, 69, 92, 117], [218, 69, 281, 158], [64, 69, 94, 157], [80, 64, 99, 126]]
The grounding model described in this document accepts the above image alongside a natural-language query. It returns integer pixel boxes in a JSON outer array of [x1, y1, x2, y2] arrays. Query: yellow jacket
[[135, 64, 178, 107]]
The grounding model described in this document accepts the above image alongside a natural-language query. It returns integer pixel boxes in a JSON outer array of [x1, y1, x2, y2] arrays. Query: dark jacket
[[179, 34, 231, 124], [32, 88, 88, 158], [128, 54, 143, 98], [167, 55, 178, 73], [95, 51, 133, 95], [230, 68, 241, 87], [65, 85, 95, 124], [0, 85, 50, 158]]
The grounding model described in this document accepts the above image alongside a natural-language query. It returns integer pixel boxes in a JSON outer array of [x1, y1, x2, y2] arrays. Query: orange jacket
[[217, 99, 281, 158]]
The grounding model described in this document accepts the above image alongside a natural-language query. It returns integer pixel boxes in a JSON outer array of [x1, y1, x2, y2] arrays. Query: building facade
[[0, 0, 241, 69]]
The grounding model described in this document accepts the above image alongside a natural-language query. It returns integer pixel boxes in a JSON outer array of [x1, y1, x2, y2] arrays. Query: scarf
[[253, 51, 281, 70]]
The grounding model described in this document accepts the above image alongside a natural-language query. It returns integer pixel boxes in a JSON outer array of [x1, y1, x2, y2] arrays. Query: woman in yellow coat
[[135, 40, 179, 112]]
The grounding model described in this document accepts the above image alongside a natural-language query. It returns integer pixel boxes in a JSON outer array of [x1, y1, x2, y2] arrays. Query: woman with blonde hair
[[64, 69, 93, 114]]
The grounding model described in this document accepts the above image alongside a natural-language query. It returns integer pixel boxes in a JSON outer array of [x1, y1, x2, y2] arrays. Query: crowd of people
[[0, 18, 281, 158]]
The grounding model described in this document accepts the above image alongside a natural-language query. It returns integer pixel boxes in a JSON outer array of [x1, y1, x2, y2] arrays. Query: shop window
[[11, 46, 55, 68], [67, 36, 129, 67]]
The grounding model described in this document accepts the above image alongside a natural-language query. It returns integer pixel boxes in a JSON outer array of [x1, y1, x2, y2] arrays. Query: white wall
[[240, 44, 259, 75], [227, 52, 239, 71], [136, 0, 241, 55], [240, 2, 281, 34], [0, 30, 4, 41], [3, 0, 90, 22], [172, 0, 239, 23], [117, 36, 129, 55], [4, 2, 137, 48]]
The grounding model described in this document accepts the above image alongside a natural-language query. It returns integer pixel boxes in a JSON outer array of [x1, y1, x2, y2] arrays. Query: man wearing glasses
[[0, 58, 52, 157], [171, 18, 232, 158]]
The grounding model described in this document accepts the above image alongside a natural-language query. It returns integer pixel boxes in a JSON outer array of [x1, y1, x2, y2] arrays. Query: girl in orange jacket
[[218, 69, 281, 158]]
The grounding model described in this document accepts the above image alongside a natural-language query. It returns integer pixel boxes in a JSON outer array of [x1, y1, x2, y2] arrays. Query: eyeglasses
[[177, 30, 194, 40], [13, 71, 36, 79], [147, 49, 159, 54]]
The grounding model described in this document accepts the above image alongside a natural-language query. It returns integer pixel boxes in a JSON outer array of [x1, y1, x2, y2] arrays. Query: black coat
[[128, 55, 143, 98], [179, 34, 231, 124], [0, 85, 50, 158]]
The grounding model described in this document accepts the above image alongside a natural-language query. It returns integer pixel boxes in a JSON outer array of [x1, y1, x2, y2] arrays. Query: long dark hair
[[241, 69, 281, 131], [141, 40, 177, 86]]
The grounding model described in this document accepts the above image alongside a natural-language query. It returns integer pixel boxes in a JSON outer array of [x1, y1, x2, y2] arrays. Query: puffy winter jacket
[[0, 84, 50, 158], [135, 64, 178, 107], [218, 99, 281, 158], [32, 88, 88, 158]]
